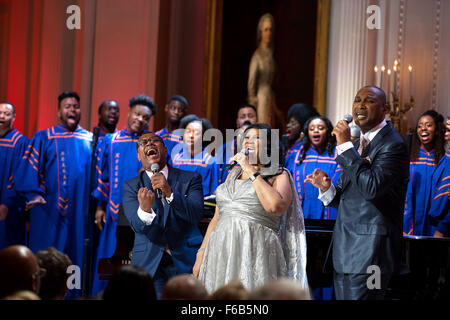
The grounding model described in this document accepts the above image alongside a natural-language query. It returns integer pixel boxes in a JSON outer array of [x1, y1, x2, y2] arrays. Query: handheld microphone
[[343, 114, 353, 124], [150, 163, 162, 198], [226, 148, 249, 171]]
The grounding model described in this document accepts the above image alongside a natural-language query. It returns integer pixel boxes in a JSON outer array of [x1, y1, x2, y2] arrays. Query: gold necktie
[[358, 136, 367, 155]]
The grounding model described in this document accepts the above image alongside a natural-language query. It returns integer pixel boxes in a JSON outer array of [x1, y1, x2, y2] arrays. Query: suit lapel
[[361, 121, 392, 158], [163, 165, 180, 226], [167, 165, 179, 194]]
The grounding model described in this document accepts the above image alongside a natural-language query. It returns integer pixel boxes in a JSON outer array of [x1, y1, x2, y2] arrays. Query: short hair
[[237, 103, 257, 115], [360, 85, 387, 105], [57, 91, 80, 108], [287, 103, 320, 131], [103, 265, 156, 300], [167, 95, 189, 107], [98, 99, 118, 115], [0, 101, 15, 116], [179, 115, 213, 132], [3, 290, 41, 300], [248, 278, 310, 300], [36, 247, 72, 300], [209, 281, 249, 300], [129, 94, 157, 115], [180, 115, 213, 150], [161, 274, 208, 300]]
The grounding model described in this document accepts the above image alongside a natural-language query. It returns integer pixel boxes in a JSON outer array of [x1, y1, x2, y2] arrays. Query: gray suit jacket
[[329, 121, 409, 275]]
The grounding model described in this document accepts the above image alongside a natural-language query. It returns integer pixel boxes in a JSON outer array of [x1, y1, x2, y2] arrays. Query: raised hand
[[332, 120, 351, 145], [305, 168, 332, 193]]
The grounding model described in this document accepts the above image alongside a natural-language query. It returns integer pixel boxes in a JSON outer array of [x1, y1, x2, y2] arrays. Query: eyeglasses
[[138, 137, 164, 147]]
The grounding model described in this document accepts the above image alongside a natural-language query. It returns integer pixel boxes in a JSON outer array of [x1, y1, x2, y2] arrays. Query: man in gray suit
[[306, 86, 409, 300]]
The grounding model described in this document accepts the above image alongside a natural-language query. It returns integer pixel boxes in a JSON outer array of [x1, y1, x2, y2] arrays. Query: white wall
[[326, 0, 450, 131]]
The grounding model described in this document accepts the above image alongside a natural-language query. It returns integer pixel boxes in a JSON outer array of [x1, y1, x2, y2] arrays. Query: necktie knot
[[358, 137, 368, 155]]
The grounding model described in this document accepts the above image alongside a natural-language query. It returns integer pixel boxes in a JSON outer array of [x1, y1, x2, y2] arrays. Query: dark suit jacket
[[329, 121, 409, 275], [122, 165, 204, 277]]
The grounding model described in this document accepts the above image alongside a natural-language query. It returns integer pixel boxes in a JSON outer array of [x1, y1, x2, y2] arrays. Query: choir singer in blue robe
[[15, 92, 92, 298]]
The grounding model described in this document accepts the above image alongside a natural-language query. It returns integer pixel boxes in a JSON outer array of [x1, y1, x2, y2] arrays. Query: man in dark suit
[[122, 132, 204, 298], [306, 86, 409, 300]]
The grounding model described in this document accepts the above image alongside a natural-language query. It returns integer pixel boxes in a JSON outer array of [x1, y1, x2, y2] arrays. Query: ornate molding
[[431, 0, 441, 109], [396, 0, 406, 103]]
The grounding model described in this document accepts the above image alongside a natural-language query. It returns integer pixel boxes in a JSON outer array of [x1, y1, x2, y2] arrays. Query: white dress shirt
[[318, 120, 387, 206], [137, 165, 174, 225]]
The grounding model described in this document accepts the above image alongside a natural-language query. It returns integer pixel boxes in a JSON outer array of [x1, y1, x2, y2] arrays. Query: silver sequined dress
[[198, 167, 308, 294]]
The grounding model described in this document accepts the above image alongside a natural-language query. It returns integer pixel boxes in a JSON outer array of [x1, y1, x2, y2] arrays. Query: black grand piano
[[98, 206, 450, 299]]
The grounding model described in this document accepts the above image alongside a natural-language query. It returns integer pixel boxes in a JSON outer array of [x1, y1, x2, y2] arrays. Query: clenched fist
[[138, 187, 155, 212]]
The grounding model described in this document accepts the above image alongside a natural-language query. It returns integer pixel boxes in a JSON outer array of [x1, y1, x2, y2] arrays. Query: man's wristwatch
[[248, 172, 261, 182]]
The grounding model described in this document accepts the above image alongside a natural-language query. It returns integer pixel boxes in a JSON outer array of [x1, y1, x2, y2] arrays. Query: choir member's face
[[308, 118, 327, 149], [137, 133, 167, 170], [128, 105, 152, 134], [99, 100, 120, 129], [236, 107, 257, 128], [260, 19, 273, 45], [184, 121, 203, 153], [58, 97, 81, 132], [417, 115, 436, 147], [286, 117, 301, 143], [243, 128, 261, 164], [0, 103, 15, 131], [352, 87, 387, 134], [165, 100, 186, 124]]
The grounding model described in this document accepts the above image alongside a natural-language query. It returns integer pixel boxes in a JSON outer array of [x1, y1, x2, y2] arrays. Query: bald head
[[161, 274, 208, 300], [0, 245, 41, 298], [248, 278, 311, 300]]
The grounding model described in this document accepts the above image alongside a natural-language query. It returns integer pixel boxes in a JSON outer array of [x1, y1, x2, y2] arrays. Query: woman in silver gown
[[193, 123, 308, 294]]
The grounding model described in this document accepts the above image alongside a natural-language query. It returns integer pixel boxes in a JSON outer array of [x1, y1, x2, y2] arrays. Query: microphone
[[150, 163, 162, 198], [226, 148, 249, 171], [343, 114, 353, 124], [350, 125, 361, 140]]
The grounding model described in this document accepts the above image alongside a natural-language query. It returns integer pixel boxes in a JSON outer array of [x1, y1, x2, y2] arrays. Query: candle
[[374, 66, 379, 87], [393, 65, 398, 96], [408, 65, 413, 97], [387, 69, 391, 103], [380, 65, 385, 90]]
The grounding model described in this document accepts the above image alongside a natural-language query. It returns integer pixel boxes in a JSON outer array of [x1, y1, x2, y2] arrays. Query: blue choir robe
[[169, 145, 221, 197], [428, 149, 450, 235], [284, 139, 303, 173], [155, 127, 183, 161], [290, 146, 342, 220], [98, 128, 118, 141], [0, 127, 29, 249], [403, 148, 437, 236], [14, 124, 92, 298], [91, 128, 143, 296]]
